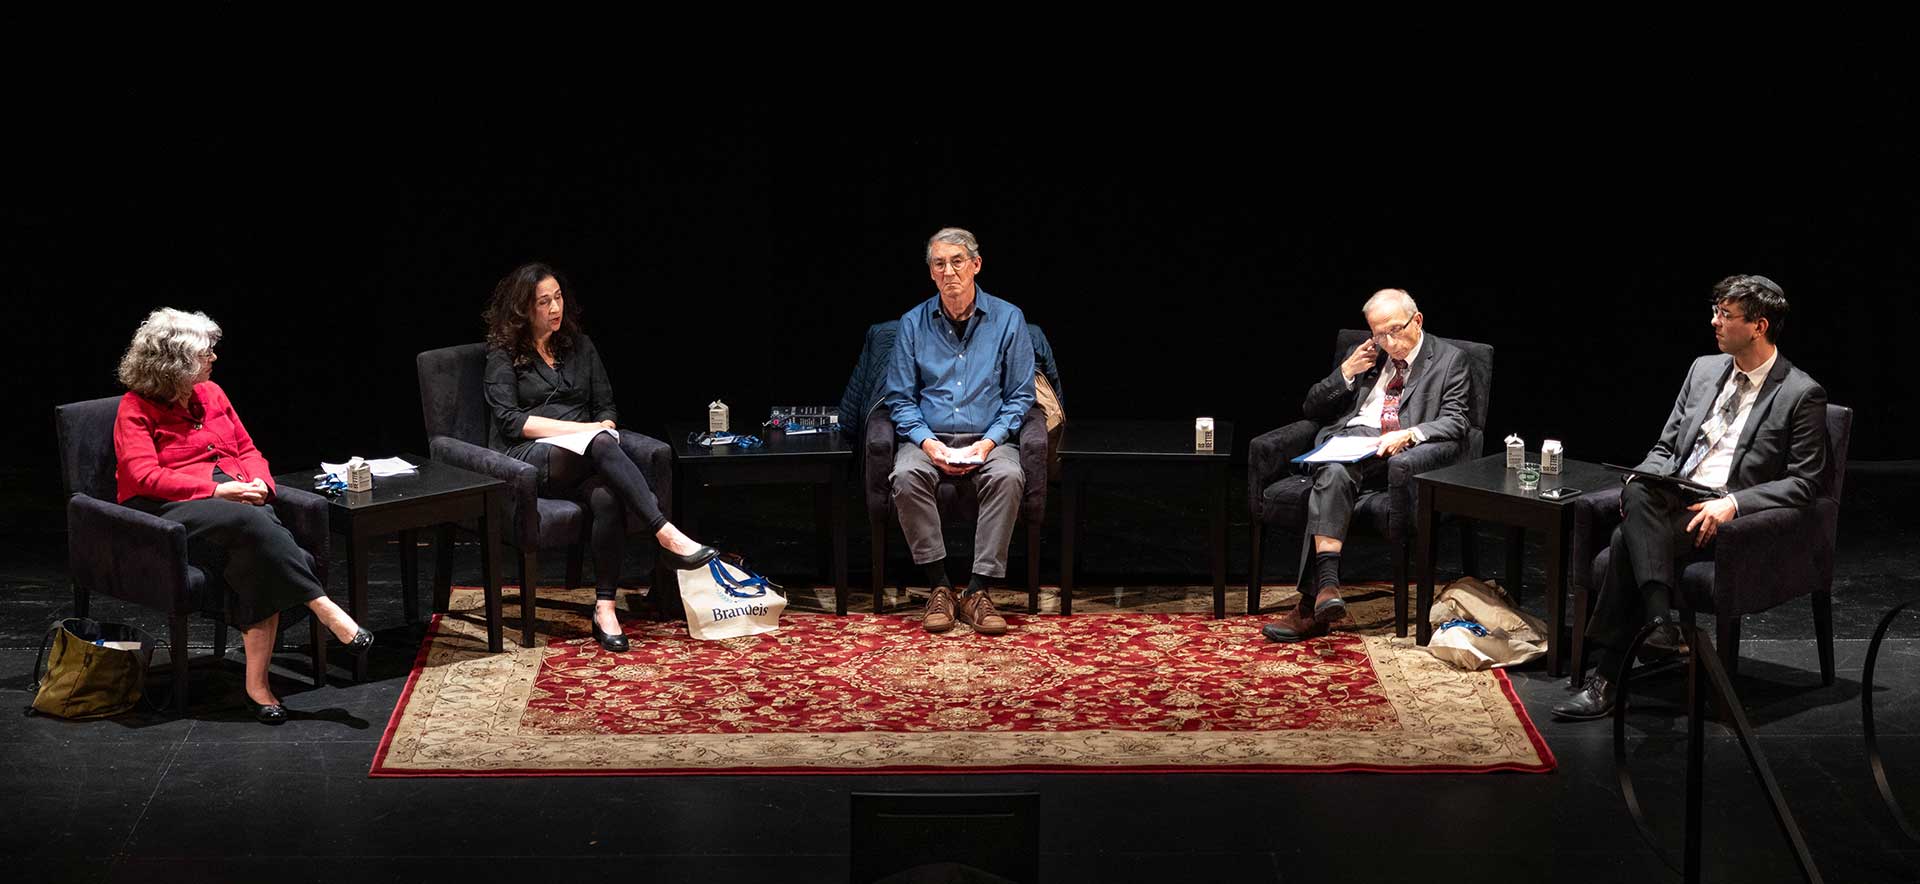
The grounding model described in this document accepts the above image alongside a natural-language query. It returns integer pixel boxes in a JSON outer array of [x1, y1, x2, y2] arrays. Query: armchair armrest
[[270, 486, 332, 587], [864, 410, 897, 519], [431, 435, 538, 548], [1016, 405, 1049, 522], [1711, 503, 1828, 616], [617, 431, 674, 519], [1247, 421, 1318, 520], [67, 494, 191, 613], [1382, 440, 1462, 543]]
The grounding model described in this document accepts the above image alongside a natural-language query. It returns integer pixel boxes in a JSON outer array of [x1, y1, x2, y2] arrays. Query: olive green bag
[[26, 618, 159, 719]]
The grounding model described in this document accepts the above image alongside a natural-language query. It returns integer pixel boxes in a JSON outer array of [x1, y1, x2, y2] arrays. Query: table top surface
[[669, 422, 853, 461], [1057, 419, 1235, 460], [1415, 454, 1621, 504], [272, 454, 503, 513]]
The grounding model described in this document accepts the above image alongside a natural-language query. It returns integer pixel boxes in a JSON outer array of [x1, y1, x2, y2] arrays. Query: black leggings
[[543, 433, 669, 600]]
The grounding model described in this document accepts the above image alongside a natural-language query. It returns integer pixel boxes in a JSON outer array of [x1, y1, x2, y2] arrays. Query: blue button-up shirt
[[883, 286, 1036, 447]]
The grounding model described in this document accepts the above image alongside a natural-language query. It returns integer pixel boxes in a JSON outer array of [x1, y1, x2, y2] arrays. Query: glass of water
[[1517, 462, 1542, 491]]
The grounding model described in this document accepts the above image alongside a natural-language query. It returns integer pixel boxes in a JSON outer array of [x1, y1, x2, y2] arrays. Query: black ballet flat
[[250, 702, 288, 725], [345, 627, 375, 660], [591, 620, 630, 653], [660, 545, 719, 570]]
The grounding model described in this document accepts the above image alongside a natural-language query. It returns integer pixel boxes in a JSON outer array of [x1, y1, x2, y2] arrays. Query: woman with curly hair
[[114, 308, 372, 724], [482, 263, 715, 652]]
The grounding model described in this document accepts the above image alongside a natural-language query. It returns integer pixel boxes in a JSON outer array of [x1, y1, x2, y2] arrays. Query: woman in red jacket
[[114, 308, 372, 724]]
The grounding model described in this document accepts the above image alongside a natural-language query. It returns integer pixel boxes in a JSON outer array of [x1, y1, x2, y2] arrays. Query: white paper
[[946, 450, 985, 465], [318, 457, 417, 479], [1292, 435, 1381, 464], [533, 427, 616, 455]]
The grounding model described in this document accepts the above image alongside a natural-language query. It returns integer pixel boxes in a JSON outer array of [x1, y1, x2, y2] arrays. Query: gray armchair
[[56, 397, 328, 713], [1246, 331, 1493, 635], [1569, 403, 1853, 684], [415, 344, 676, 646]]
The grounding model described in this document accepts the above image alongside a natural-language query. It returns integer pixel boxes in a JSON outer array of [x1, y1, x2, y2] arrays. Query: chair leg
[[519, 550, 539, 648], [211, 617, 228, 660], [565, 544, 585, 591], [431, 524, 455, 614], [1247, 521, 1264, 616], [1717, 615, 1741, 679], [170, 612, 190, 715], [870, 516, 887, 614], [1026, 520, 1041, 614], [1812, 591, 1835, 686], [1393, 538, 1410, 639], [308, 614, 326, 688]]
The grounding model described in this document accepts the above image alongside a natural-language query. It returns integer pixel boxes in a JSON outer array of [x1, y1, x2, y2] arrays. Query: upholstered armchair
[[56, 397, 328, 713]]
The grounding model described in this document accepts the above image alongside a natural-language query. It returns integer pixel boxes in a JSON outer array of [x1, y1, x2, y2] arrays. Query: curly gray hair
[[117, 308, 222, 400], [925, 227, 981, 263]]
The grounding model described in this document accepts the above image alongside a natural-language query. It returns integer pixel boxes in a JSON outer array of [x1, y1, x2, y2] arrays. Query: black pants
[[1583, 480, 1713, 673], [127, 477, 326, 627], [540, 433, 670, 601]]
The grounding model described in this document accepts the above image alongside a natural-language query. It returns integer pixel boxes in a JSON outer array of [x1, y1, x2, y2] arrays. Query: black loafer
[[346, 627, 375, 660], [251, 702, 288, 725], [1551, 673, 1616, 721], [591, 620, 630, 652], [661, 545, 719, 570]]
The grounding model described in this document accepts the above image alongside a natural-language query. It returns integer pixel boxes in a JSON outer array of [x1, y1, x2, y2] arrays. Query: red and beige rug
[[370, 586, 1553, 777]]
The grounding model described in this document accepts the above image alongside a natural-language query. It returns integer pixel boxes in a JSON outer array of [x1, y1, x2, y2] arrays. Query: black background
[[11, 63, 1912, 532]]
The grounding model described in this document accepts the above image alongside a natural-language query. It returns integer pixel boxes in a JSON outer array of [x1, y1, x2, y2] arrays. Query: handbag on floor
[[677, 556, 787, 640], [26, 617, 160, 719], [1424, 577, 1549, 671]]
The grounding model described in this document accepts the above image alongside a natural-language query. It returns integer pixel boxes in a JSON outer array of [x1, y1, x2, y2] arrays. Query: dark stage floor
[[3, 463, 1917, 883]]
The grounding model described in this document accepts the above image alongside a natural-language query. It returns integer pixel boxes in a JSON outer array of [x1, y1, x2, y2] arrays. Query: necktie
[[1380, 358, 1409, 432], [1679, 372, 1751, 477]]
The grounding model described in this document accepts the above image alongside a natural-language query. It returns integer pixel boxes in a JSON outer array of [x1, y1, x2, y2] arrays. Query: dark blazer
[[1634, 352, 1828, 513], [1301, 334, 1473, 448]]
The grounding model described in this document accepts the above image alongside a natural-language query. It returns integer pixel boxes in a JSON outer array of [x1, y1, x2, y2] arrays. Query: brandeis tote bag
[[677, 557, 787, 640]]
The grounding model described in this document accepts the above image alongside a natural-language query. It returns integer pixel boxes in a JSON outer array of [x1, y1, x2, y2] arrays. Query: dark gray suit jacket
[[1634, 352, 1828, 513], [1302, 334, 1473, 448]]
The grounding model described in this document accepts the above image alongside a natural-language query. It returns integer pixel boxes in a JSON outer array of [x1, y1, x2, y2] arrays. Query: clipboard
[[1600, 463, 1725, 500]]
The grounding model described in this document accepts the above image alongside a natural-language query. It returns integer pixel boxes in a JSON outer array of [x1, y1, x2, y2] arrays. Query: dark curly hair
[[483, 262, 582, 368]]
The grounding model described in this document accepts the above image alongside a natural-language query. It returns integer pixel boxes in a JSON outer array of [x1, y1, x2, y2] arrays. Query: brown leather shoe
[[1262, 607, 1330, 643], [923, 585, 957, 633], [956, 590, 1009, 635]]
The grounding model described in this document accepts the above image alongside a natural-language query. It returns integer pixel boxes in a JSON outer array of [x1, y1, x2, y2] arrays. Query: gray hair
[[925, 227, 982, 262], [117, 308, 222, 400], [1362, 288, 1419, 319]]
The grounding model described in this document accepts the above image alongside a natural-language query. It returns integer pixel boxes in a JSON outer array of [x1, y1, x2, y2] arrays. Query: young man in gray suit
[[1264, 288, 1474, 643], [1555, 274, 1828, 720]]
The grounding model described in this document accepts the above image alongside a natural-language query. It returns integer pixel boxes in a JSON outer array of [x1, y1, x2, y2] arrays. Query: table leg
[[1545, 517, 1568, 678], [348, 527, 371, 683], [1210, 463, 1227, 620], [1416, 483, 1436, 645], [1505, 526, 1525, 604], [813, 480, 832, 588], [831, 464, 849, 617], [432, 524, 455, 614], [1059, 473, 1078, 617], [398, 528, 419, 625], [480, 491, 505, 653]]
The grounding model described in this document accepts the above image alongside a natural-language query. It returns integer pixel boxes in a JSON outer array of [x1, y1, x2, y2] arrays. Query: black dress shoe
[[591, 620, 630, 652], [1551, 673, 1616, 721], [345, 627, 375, 660], [661, 545, 720, 570], [250, 701, 288, 725]]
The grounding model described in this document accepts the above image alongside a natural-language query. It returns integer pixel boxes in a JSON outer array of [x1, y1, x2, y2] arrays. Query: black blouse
[[483, 333, 618, 458]]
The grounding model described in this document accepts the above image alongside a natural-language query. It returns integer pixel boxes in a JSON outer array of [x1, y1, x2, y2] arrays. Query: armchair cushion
[[67, 493, 191, 613]]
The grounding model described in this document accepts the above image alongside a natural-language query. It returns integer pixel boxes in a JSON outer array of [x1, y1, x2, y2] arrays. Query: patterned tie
[[1380, 358, 1409, 432], [1679, 372, 1751, 477]]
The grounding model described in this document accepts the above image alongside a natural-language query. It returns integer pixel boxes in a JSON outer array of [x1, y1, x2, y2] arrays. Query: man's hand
[[1339, 339, 1378, 383], [1685, 495, 1739, 547], [921, 438, 976, 476], [214, 479, 268, 506], [1375, 429, 1416, 457]]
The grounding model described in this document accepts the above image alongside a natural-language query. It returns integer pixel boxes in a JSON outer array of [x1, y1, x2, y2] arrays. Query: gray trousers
[[1303, 427, 1388, 541], [890, 434, 1024, 578]]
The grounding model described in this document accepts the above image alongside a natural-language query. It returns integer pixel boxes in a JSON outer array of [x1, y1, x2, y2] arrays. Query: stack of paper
[[318, 457, 419, 481]]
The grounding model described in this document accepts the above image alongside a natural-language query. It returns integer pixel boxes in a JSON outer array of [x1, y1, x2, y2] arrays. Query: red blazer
[[114, 381, 277, 503]]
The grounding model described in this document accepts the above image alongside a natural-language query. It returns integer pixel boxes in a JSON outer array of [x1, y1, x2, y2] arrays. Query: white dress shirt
[[1687, 350, 1777, 508], [1346, 333, 1428, 443]]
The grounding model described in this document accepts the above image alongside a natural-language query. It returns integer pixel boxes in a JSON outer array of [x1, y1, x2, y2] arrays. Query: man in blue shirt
[[883, 227, 1036, 635]]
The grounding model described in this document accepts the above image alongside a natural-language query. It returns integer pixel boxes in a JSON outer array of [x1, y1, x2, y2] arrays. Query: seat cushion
[[1259, 475, 1391, 538], [532, 498, 588, 549]]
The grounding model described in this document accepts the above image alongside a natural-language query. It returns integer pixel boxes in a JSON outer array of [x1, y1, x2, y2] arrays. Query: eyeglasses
[[1710, 305, 1749, 322], [1370, 317, 1417, 345], [929, 257, 976, 273]]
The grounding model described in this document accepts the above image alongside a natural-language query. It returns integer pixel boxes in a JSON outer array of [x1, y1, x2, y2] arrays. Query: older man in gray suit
[[1555, 274, 1829, 720]]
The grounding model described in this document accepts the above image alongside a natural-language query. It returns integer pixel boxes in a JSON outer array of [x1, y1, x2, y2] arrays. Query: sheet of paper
[[947, 451, 985, 465], [533, 427, 617, 455], [1291, 435, 1381, 464], [318, 457, 418, 479]]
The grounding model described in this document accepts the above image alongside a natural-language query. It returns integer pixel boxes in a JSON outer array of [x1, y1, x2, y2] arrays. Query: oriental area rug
[[370, 585, 1554, 776]]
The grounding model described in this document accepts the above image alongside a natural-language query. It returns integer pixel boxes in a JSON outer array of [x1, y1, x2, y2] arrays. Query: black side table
[[1058, 419, 1234, 618], [1412, 455, 1619, 677], [669, 424, 852, 615], [274, 456, 507, 681]]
